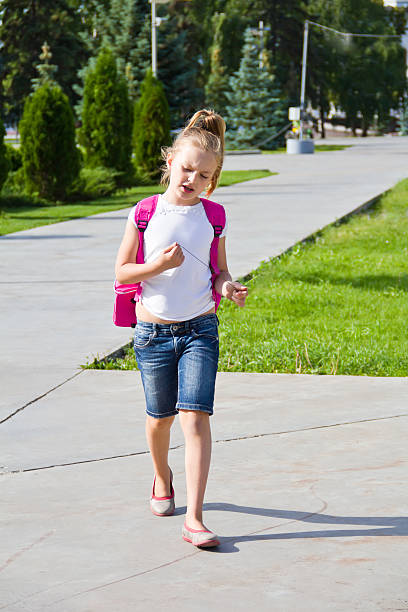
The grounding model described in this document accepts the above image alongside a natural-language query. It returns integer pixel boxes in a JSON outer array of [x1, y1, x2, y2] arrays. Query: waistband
[[136, 313, 218, 334]]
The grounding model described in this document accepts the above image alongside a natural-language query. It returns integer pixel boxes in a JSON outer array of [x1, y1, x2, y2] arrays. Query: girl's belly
[[136, 301, 215, 324]]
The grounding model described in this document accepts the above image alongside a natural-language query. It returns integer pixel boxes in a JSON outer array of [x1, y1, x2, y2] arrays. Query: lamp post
[[299, 20, 310, 141], [149, 0, 170, 77]]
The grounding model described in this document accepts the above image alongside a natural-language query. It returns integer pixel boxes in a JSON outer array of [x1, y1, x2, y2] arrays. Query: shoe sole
[[182, 535, 220, 548], [151, 508, 175, 517]]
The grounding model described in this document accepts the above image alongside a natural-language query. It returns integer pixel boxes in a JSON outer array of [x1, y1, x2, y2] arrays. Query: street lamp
[[149, 0, 170, 77]]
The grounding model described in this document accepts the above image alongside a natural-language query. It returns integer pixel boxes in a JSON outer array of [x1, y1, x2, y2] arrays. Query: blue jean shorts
[[133, 313, 219, 419]]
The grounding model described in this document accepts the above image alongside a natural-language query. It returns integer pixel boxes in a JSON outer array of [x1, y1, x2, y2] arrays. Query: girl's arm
[[214, 237, 248, 307], [115, 218, 184, 284]]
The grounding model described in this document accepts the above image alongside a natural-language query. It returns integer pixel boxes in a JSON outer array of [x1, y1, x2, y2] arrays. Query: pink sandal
[[150, 468, 175, 517], [182, 522, 220, 548]]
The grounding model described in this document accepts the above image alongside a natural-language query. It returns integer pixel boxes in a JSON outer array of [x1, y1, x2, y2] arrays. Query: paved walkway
[[1, 137, 407, 611]]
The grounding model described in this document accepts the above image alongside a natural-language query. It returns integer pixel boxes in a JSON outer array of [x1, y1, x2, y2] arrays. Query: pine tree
[[79, 48, 132, 174], [157, 13, 202, 128], [226, 28, 287, 150], [133, 70, 171, 179], [19, 83, 80, 200], [0, 120, 11, 192], [0, 0, 88, 124], [205, 46, 230, 116]]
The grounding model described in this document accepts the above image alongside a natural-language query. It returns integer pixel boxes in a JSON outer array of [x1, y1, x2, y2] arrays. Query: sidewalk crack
[[0, 370, 84, 425]]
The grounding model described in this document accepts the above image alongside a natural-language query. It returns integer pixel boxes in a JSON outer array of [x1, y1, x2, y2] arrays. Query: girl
[[115, 109, 248, 548]]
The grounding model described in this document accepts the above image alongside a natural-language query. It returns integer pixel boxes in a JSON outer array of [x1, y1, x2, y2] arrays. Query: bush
[[79, 47, 132, 173], [5, 143, 22, 171], [0, 122, 11, 192], [68, 166, 119, 201], [2, 167, 26, 195], [19, 83, 80, 200], [133, 70, 171, 180]]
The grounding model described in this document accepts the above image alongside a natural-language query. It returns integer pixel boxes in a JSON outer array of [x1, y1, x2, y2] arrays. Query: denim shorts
[[133, 313, 219, 419]]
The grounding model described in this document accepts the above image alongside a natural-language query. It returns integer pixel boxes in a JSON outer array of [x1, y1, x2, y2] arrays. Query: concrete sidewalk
[[1, 136, 407, 611], [1, 372, 407, 611]]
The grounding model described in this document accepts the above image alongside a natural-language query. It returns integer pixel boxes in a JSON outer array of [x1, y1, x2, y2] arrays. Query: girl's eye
[[201, 175, 209, 180]]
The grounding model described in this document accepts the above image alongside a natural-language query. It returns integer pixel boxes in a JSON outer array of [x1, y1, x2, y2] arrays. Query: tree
[[19, 83, 80, 200], [205, 10, 247, 114], [74, 0, 150, 114], [0, 0, 88, 123], [156, 13, 202, 127], [226, 28, 287, 149], [133, 70, 171, 179], [79, 47, 132, 173], [305, 0, 406, 136], [0, 121, 11, 192]]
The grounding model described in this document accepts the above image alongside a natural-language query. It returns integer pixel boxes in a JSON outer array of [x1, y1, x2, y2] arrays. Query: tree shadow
[[182, 502, 408, 553]]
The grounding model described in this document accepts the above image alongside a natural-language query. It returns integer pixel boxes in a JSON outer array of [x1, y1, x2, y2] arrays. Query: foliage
[[0, 0, 88, 124], [205, 11, 244, 115], [133, 71, 171, 180], [226, 28, 287, 149], [0, 121, 11, 191], [5, 144, 22, 172], [79, 47, 132, 174], [19, 83, 80, 200], [69, 166, 120, 201]]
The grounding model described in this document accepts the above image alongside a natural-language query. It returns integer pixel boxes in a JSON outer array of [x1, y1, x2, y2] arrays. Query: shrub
[[1, 167, 26, 195], [5, 144, 22, 171], [68, 166, 119, 201], [79, 48, 132, 174], [0, 122, 11, 192], [19, 83, 80, 200], [133, 70, 171, 180]]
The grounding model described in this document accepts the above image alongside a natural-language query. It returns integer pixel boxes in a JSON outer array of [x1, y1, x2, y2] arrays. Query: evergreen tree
[[205, 46, 230, 116], [157, 14, 202, 128], [0, 0, 88, 123], [0, 120, 11, 192], [205, 11, 245, 114], [19, 83, 80, 200], [79, 47, 132, 173], [133, 70, 171, 179], [226, 28, 287, 150]]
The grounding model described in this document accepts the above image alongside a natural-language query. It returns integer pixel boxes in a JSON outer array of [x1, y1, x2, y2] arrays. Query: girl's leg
[[145, 414, 175, 497], [179, 409, 212, 530]]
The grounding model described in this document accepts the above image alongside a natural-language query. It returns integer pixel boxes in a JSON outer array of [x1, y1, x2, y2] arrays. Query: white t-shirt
[[128, 195, 227, 321]]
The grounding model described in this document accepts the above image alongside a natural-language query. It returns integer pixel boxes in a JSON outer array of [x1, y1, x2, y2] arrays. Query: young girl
[[115, 109, 248, 548]]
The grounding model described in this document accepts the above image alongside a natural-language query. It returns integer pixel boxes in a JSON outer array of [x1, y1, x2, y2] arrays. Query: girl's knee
[[179, 410, 210, 436], [146, 414, 175, 431]]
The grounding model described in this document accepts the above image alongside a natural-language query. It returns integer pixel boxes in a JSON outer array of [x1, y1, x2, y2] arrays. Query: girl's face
[[166, 143, 217, 205]]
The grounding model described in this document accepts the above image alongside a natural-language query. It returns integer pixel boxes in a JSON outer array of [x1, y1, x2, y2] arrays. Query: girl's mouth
[[182, 184, 194, 193]]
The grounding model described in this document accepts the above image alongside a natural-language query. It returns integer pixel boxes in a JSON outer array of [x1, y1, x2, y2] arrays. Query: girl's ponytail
[[161, 109, 226, 196], [185, 109, 226, 158]]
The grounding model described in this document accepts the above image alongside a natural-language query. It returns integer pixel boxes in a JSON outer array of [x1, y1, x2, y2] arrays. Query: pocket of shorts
[[191, 327, 219, 342], [134, 329, 156, 349]]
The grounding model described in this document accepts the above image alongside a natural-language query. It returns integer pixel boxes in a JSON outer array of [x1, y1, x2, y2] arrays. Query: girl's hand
[[156, 242, 185, 271], [222, 281, 248, 307]]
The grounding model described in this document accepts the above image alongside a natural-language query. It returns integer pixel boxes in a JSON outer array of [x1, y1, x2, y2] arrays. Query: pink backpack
[[113, 194, 226, 327]]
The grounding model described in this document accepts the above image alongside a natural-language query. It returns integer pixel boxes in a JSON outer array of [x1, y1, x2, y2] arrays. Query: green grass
[[0, 169, 273, 235], [262, 144, 352, 154], [88, 177, 408, 377]]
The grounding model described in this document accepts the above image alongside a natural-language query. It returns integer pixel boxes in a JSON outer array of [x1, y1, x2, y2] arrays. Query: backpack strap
[[200, 198, 226, 311], [134, 195, 159, 265]]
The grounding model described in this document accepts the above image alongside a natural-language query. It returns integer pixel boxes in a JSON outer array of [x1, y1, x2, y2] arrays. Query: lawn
[[0, 169, 273, 235], [88, 176, 408, 377]]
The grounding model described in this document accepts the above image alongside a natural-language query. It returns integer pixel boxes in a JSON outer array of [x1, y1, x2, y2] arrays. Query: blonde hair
[[161, 109, 226, 196]]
